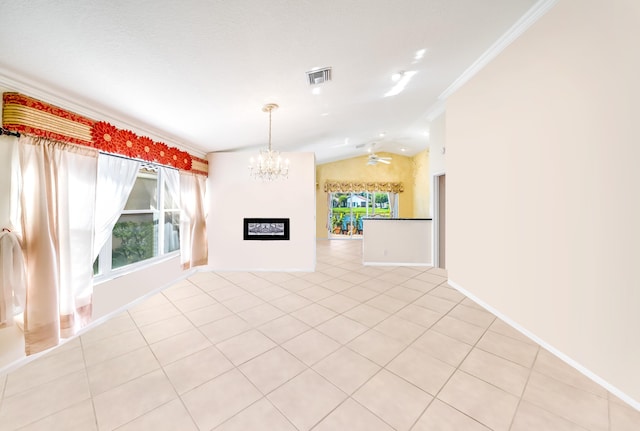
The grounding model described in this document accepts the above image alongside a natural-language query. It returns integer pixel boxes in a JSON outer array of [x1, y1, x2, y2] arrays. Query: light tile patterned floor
[[0, 240, 639, 430]]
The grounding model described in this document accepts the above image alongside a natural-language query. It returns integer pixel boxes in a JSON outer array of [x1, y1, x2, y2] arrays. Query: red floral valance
[[2, 92, 207, 175], [91, 121, 192, 170]]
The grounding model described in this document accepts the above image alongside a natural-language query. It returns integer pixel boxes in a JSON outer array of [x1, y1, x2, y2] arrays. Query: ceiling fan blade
[[378, 159, 391, 164]]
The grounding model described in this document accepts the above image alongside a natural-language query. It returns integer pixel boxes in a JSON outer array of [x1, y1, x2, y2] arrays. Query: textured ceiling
[[0, 0, 540, 162]]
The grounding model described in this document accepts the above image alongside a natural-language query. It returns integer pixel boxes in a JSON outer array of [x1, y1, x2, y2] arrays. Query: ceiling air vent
[[306, 67, 332, 85]]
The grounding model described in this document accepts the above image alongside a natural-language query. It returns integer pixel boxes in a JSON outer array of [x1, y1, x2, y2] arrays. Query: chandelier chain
[[268, 108, 272, 151]]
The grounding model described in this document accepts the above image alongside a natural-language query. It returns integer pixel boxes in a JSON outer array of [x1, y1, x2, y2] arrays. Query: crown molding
[[439, 0, 558, 101], [0, 67, 207, 158], [424, 100, 446, 123]]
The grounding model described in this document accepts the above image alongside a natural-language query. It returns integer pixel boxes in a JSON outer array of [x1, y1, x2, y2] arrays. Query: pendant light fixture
[[248, 103, 289, 181]]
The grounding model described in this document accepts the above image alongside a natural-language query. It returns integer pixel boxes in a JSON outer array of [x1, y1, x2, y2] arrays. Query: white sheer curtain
[[162, 166, 180, 207], [1, 137, 25, 328], [389, 192, 398, 218], [94, 155, 141, 259], [18, 136, 98, 354], [161, 166, 180, 253], [326, 193, 332, 233], [0, 230, 25, 327], [179, 172, 207, 269]]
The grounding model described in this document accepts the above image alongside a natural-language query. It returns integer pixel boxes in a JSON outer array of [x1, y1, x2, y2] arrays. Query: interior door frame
[[432, 172, 446, 268]]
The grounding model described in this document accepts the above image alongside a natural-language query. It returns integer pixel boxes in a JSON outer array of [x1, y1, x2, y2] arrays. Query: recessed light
[[400, 148, 406, 152], [321, 112, 329, 116], [379, 132, 386, 138]]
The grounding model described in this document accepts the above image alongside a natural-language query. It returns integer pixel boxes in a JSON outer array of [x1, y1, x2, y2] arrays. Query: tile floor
[[0, 240, 638, 430]]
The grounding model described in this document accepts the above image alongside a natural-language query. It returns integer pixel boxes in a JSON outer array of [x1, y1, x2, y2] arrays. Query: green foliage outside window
[[112, 221, 155, 268]]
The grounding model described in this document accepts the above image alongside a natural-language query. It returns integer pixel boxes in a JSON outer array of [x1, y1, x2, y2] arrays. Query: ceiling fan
[[367, 153, 392, 165], [356, 142, 392, 165]]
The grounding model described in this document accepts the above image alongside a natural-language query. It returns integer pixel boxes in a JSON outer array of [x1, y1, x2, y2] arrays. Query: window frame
[[94, 165, 180, 282]]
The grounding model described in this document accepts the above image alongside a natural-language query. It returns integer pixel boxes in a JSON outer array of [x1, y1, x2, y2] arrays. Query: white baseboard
[[363, 262, 433, 267], [448, 278, 640, 412]]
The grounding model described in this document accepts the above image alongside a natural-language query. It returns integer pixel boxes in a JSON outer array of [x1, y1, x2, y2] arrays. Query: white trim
[[0, 68, 206, 158], [432, 171, 446, 268], [447, 278, 640, 412], [424, 100, 446, 123], [439, 0, 558, 101], [363, 262, 432, 267]]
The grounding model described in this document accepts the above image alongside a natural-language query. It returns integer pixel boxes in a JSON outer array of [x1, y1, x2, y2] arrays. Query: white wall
[[363, 219, 432, 266], [92, 256, 187, 319], [207, 152, 316, 271], [446, 0, 640, 406], [428, 112, 446, 176]]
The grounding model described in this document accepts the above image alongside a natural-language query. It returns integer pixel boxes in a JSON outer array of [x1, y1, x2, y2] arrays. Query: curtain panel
[[0, 230, 26, 327], [162, 166, 181, 209], [18, 136, 98, 354], [389, 192, 398, 218], [94, 155, 141, 259], [179, 172, 207, 269]]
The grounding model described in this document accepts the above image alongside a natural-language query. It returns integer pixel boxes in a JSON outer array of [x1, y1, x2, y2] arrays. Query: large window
[[328, 191, 397, 238], [94, 165, 179, 277]]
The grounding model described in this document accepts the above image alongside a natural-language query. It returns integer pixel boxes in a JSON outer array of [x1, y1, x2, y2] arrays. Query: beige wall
[[412, 149, 430, 218], [315, 152, 419, 239], [446, 0, 640, 405]]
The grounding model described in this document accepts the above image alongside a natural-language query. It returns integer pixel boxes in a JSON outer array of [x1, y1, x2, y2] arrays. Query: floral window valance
[[323, 180, 404, 193], [1, 92, 208, 176]]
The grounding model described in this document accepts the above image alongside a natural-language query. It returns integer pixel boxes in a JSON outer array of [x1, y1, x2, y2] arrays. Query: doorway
[[434, 174, 446, 268]]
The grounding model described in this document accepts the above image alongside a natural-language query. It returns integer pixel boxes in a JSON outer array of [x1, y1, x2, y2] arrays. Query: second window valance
[[323, 180, 404, 193]]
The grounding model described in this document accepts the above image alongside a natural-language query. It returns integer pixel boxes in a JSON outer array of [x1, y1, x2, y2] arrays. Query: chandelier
[[249, 103, 289, 181]]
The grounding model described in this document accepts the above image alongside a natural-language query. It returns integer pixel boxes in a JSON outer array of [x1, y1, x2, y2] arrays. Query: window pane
[[164, 183, 178, 210], [329, 193, 348, 235], [124, 172, 158, 210], [112, 213, 157, 268], [164, 211, 180, 253], [374, 192, 391, 217]]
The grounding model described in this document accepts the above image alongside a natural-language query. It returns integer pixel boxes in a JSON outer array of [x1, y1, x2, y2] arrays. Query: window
[[328, 191, 397, 238], [94, 165, 179, 278]]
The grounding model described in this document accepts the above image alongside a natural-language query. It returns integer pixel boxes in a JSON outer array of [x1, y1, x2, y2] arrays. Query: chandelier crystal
[[249, 103, 289, 181]]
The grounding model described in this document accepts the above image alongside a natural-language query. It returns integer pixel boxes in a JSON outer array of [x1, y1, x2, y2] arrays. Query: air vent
[[306, 67, 332, 85]]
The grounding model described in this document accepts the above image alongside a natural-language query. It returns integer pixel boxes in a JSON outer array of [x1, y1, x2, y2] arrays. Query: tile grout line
[[195, 261, 436, 431], [297, 272, 459, 431], [78, 335, 102, 431], [124, 303, 200, 431], [506, 345, 541, 431], [405, 308, 497, 431], [131, 284, 243, 431]]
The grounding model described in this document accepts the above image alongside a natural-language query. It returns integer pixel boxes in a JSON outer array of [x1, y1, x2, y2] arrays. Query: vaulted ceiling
[[0, 0, 540, 163]]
